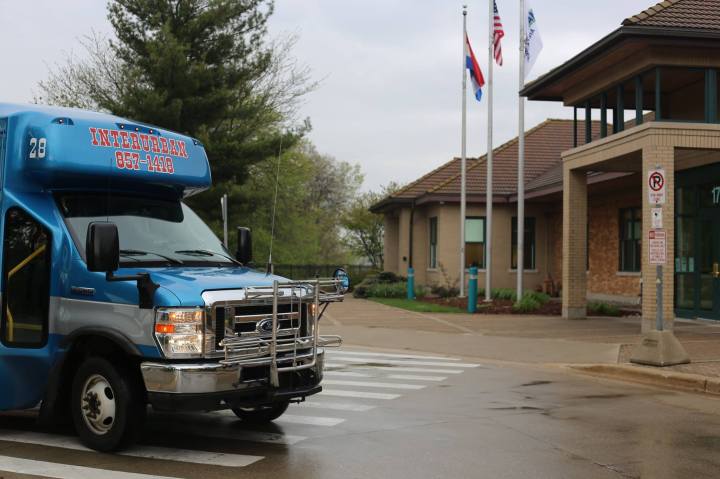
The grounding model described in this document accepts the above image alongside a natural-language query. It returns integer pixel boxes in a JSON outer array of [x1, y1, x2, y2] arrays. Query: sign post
[[631, 166, 690, 366]]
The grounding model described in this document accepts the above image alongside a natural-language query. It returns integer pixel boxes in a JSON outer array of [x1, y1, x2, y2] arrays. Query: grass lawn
[[369, 297, 466, 313]]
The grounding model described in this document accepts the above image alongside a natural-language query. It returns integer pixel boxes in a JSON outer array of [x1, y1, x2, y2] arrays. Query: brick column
[[641, 145, 675, 333], [562, 166, 587, 319]]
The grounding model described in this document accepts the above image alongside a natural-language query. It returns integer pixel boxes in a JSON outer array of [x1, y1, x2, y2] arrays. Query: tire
[[231, 400, 290, 424], [71, 357, 146, 452]]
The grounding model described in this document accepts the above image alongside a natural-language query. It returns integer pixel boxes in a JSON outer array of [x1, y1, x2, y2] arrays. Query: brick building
[[374, 0, 720, 329]]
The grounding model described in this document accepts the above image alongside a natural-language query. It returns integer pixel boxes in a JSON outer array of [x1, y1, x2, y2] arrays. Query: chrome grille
[[202, 278, 343, 386]]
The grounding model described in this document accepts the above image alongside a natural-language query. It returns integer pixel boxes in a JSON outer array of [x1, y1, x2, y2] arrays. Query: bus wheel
[[231, 401, 290, 424], [71, 357, 145, 452]]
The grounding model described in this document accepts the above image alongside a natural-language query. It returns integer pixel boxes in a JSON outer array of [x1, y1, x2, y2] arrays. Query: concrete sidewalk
[[323, 297, 720, 393]]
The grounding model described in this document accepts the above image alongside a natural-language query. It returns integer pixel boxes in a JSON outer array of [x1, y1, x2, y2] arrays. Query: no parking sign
[[648, 168, 666, 205]]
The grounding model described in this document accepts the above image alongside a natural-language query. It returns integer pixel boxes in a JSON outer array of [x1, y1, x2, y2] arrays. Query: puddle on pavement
[[580, 394, 627, 400], [520, 380, 553, 387]]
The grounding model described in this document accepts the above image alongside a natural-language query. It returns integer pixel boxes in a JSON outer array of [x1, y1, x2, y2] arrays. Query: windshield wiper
[[174, 249, 242, 266], [120, 249, 184, 265]]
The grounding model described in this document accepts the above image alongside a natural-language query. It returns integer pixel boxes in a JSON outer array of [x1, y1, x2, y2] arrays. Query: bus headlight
[[155, 308, 205, 358]]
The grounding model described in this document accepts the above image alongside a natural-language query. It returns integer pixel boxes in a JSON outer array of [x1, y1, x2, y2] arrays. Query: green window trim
[[511, 217, 536, 270], [429, 217, 438, 269], [619, 207, 642, 273], [465, 217, 486, 269]]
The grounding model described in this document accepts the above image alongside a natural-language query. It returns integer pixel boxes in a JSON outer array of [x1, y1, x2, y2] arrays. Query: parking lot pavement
[[0, 348, 483, 479], [2, 347, 720, 478]]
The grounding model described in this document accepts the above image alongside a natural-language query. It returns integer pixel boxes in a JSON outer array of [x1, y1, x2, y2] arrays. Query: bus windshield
[[57, 193, 234, 266]]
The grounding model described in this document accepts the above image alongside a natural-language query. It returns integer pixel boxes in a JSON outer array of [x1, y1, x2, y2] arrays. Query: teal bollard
[[407, 267, 415, 300], [468, 266, 478, 313]]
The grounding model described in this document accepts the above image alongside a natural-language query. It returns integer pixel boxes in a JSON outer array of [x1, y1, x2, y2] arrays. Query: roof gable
[[623, 0, 720, 31], [372, 119, 602, 211]]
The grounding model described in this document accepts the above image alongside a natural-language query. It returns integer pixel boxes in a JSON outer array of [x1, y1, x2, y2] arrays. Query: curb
[[569, 364, 720, 396]]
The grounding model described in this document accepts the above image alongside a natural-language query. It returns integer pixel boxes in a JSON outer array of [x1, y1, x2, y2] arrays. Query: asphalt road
[[1, 348, 720, 479]]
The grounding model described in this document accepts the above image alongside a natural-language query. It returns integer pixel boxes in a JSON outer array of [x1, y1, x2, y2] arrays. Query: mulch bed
[[420, 296, 561, 315], [420, 296, 640, 317]]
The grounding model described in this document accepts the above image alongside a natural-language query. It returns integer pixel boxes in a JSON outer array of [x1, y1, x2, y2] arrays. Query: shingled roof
[[371, 119, 601, 212], [623, 0, 720, 31]]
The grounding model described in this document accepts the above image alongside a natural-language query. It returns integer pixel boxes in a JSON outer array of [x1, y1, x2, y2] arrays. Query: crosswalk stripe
[[331, 356, 480, 368], [322, 379, 425, 390], [0, 455, 174, 479], [153, 423, 306, 446], [387, 374, 447, 381], [277, 414, 345, 427], [0, 429, 263, 467], [296, 401, 376, 412], [329, 364, 465, 374], [329, 350, 460, 361], [324, 371, 372, 378], [320, 389, 401, 400]]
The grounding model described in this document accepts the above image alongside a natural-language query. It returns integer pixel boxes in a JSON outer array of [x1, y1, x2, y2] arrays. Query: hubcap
[[80, 374, 116, 435]]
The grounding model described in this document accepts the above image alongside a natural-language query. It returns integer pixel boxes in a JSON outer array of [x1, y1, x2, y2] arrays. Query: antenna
[[267, 135, 283, 275]]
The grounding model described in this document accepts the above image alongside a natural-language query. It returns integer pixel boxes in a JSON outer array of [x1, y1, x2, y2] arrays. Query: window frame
[[0, 207, 52, 349], [618, 207, 642, 273], [511, 217, 536, 270], [464, 216, 486, 269], [428, 217, 438, 269]]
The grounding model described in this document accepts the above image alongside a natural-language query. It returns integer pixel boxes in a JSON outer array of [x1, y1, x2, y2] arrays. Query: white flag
[[523, 0, 543, 78]]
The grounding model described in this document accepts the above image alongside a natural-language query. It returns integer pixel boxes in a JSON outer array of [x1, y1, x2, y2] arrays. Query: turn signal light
[[155, 324, 175, 334]]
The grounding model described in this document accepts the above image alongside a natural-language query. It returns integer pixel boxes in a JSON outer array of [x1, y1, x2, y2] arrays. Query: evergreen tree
[[40, 0, 312, 223]]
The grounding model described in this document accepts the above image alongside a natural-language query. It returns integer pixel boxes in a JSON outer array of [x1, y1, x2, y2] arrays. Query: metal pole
[[516, 0, 526, 299], [221, 193, 228, 250], [656, 265, 663, 331], [460, 6, 468, 298], [485, 0, 494, 302]]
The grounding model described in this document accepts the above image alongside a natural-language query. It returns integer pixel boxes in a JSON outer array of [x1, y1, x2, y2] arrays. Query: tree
[[342, 183, 401, 269], [38, 0, 314, 223], [228, 141, 363, 266]]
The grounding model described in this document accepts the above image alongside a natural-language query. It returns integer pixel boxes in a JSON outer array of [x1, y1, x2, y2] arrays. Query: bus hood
[[139, 266, 292, 306]]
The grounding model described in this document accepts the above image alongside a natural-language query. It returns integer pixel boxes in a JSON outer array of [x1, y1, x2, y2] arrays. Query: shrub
[[588, 302, 621, 316], [525, 291, 550, 305], [492, 288, 517, 301], [353, 284, 369, 298], [430, 284, 460, 298], [512, 294, 542, 313], [377, 271, 402, 284], [366, 282, 406, 298]]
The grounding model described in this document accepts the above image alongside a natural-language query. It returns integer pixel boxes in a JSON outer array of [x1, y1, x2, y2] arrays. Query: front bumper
[[141, 350, 325, 411]]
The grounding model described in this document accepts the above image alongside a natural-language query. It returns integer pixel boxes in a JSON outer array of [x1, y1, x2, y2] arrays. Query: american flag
[[493, 1, 505, 66]]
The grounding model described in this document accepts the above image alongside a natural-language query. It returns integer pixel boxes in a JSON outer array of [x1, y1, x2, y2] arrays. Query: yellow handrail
[[5, 244, 47, 342]]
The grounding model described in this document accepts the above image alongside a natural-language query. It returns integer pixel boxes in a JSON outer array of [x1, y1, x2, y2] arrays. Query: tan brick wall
[[587, 190, 643, 298], [383, 214, 399, 274], [562, 168, 588, 318], [561, 122, 720, 328], [384, 202, 553, 293]]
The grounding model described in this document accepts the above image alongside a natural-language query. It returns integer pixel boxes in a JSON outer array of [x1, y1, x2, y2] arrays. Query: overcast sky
[[0, 0, 655, 191]]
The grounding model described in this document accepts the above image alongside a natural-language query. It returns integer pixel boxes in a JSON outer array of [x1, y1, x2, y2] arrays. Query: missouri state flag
[[465, 34, 485, 101]]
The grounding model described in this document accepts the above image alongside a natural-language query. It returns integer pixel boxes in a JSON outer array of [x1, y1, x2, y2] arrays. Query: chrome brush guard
[[218, 278, 343, 387]]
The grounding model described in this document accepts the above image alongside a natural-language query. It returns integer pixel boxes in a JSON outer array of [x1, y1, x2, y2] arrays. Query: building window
[[429, 217, 438, 269], [619, 207, 641, 272], [465, 217, 485, 269], [511, 217, 536, 270]]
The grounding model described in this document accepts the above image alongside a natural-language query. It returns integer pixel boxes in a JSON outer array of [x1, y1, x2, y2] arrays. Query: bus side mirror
[[86, 222, 120, 272], [236, 227, 252, 265]]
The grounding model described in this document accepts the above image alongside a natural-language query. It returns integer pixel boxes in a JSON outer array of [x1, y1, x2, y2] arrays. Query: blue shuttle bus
[[0, 103, 345, 451]]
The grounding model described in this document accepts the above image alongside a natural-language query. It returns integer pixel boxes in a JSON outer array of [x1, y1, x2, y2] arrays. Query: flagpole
[[516, 0, 526, 300], [459, 5, 468, 298], [485, 0, 494, 302]]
